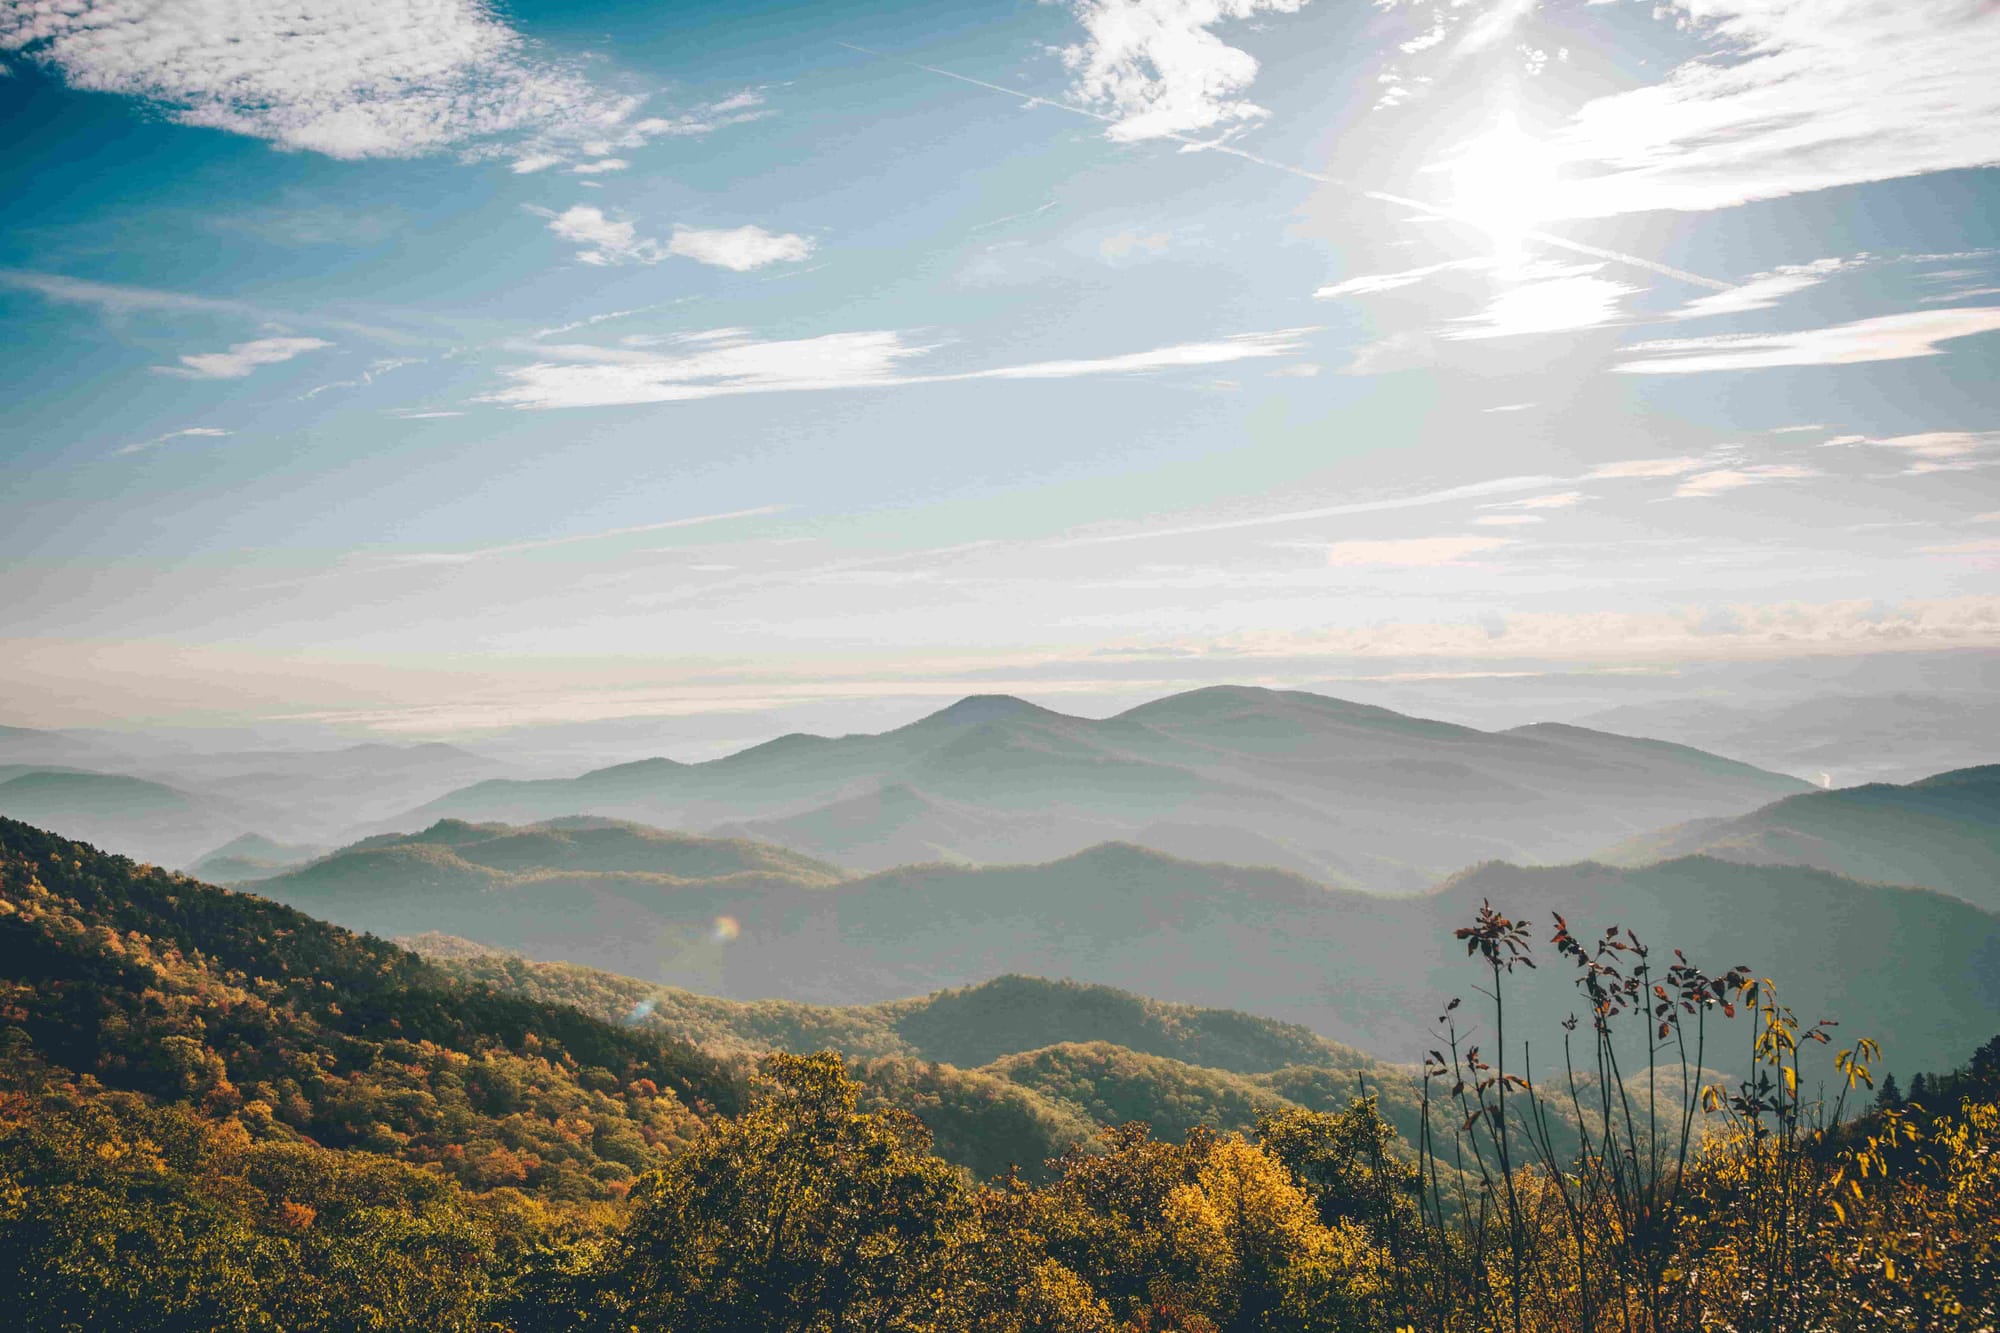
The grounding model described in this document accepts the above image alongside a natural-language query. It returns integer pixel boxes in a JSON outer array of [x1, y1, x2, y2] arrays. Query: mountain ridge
[[393, 686, 1810, 891]]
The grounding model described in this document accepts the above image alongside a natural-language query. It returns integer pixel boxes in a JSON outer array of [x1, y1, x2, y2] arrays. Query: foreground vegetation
[[2, 818, 1996, 1330]]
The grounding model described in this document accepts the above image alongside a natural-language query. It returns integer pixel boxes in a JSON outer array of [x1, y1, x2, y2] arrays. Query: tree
[[606, 1052, 968, 1333], [1875, 1072, 1905, 1113]]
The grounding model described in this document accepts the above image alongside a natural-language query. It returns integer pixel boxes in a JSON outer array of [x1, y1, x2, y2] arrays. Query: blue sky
[[2, 0, 1998, 741]]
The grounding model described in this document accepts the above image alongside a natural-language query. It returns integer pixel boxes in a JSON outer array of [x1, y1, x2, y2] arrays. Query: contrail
[[835, 43, 1734, 294]]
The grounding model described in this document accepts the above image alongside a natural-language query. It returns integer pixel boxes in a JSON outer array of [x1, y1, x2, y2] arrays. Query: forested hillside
[[5, 817, 1996, 1331], [262, 822, 2000, 1075], [1602, 763, 2000, 910]]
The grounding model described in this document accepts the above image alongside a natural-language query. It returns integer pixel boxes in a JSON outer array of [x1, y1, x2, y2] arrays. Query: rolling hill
[[256, 817, 2000, 1075], [414, 954, 1427, 1178], [185, 832, 330, 883], [0, 768, 265, 867], [1601, 764, 2000, 911], [397, 686, 1810, 892]]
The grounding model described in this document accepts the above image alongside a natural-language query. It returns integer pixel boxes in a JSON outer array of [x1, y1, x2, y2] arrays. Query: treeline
[[3, 818, 1998, 1330]]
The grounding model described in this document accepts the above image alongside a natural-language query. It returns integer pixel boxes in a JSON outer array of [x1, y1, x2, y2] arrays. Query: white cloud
[[1673, 463, 1817, 497], [1445, 264, 1640, 339], [164, 336, 331, 380], [667, 225, 815, 272], [545, 205, 654, 266], [1838, 430, 1999, 474], [483, 326, 1315, 409], [1502, 491, 1585, 510], [966, 329, 1310, 381], [543, 208, 812, 270], [1472, 514, 1542, 526], [1315, 258, 1482, 298], [301, 356, 420, 400], [1614, 307, 2000, 373], [1587, 457, 1708, 479], [115, 427, 230, 457], [569, 158, 629, 175], [1920, 537, 2000, 557], [1058, 0, 1309, 142], [1269, 362, 1321, 377], [1545, 0, 2000, 217], [1323, 534, 1512, 566], [0, 6, 773, 163], [618, 91, 770, 141], [1667, 259, 1847, 319], [0, 0, 627, 159]]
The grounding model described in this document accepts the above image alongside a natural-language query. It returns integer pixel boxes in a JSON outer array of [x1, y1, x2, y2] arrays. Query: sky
[[2, 0, 1998, 747]]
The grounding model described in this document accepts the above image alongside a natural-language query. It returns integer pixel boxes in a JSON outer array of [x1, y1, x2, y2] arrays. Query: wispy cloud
[[163, 336, 331, 380], [1323, 534, 1513, 566], [1614, 308, 2000, 374], [1487, 491, 1584, 511], [1586, 457, 1708, 479], [383, 504, 793, 565], [1061, 473, 1563, 545], [301, 356, 420, 399], [1544, 0, 2000, 217], [484, 327, 1315, 410], [1673, 464, 1817, 498], [0, 269, 423, 344], [1920, 537, 2000, 557], [1057, 0, 1309, 142], [1667, 259, 1848, 319], [1828, 429, 2000, 474], [1445, 264, 1640, 339], [114, 426, 230, 456], [1315, 258, 1479, 298], [542, 206, 814, 270]]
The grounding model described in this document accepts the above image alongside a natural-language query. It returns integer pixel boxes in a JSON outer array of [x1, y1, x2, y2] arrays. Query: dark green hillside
[[317, 826, 2000, 1075], [1602, 764, 2000, 911], [423, 948, 1435, 1179], [0, 816, 743, 1205]]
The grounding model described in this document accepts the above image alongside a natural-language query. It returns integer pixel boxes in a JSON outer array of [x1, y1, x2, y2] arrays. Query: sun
[[1446, 116, 1563, 261]]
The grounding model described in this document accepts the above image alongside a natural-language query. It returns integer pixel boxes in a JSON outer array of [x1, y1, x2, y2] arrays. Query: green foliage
[[0, 815, 744, 1207], [3, 816, 1997, 1332]]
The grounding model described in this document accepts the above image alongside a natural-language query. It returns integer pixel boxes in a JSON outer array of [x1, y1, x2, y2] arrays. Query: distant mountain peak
[[909, 694, 1071, 728]]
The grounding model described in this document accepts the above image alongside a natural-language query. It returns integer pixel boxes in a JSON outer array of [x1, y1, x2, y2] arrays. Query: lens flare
[[711, 915, 741, 943]]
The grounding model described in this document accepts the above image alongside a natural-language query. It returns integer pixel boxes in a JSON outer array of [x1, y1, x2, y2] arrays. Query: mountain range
[[249, 813, 2000, 1075], [1602, 764, 2000, 911], [399, 686, 1810, 892], [0, 728, 509, 866]]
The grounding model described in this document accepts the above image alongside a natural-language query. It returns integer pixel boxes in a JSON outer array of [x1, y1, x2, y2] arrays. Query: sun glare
[[1448, 117, 1562, 260]]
